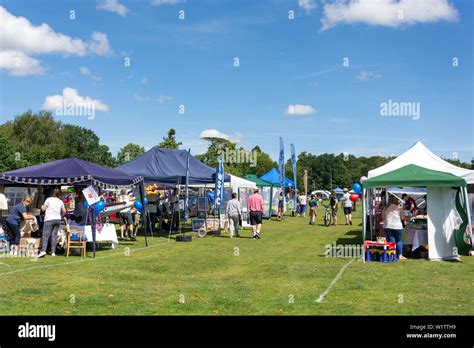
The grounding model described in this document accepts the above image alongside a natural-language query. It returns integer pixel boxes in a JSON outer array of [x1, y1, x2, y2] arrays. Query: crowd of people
[[2, 182, 420, 260]]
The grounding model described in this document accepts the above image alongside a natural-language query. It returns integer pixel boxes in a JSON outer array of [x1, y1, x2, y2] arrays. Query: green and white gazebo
[[363, 142, 474, 261]]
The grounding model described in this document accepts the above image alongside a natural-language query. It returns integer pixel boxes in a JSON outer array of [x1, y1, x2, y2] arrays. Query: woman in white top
[[382, 195, 406, 260], [39, 188, 67, 257]]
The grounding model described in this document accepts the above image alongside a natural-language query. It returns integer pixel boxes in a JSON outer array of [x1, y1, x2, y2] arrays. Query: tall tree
[[116, 143, 146, 164], [158, 128, 182, 149], [0, 135, 22, 172], [61, 124, 116, 167]]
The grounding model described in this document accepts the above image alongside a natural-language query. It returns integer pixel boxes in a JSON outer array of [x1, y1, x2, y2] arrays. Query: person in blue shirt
[[6, 195, 35, 256]]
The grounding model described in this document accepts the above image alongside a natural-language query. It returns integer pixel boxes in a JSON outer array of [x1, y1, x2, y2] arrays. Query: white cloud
[[97, 0, 129, 17], [0, 6, 112, 76], [42, 87, 109, 112], [285, 104, 317, 116], [200, 129, 241, 143], [79, 66, 91, 75], [321, 0, 459, 30], [88, 32, 112, 56], [133, 93, 172, 103], [151, 0, 184, 6], [80, 66, 101, 81], [158, 95, 172, 104], [298, 0, 317, 13], [355, 70, 382, 81], [0, 50, 45, 76]]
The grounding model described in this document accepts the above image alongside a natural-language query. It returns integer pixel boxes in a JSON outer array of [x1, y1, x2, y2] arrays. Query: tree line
[[1, 111, 471, 191]]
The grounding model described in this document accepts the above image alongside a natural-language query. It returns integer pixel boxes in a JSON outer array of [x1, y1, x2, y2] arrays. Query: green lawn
[[0, 206, 473, 315]]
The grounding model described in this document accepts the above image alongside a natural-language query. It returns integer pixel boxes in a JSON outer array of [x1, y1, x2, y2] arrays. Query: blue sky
[[0, 0, 472, 162]]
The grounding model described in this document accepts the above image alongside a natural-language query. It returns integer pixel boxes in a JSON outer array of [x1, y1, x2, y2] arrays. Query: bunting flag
[[214, 155, 225, 214], [290, 143, 297, 211], [279, 137, 285, 204]]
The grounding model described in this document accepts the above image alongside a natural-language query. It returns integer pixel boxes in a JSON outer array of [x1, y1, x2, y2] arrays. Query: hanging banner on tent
[[290, 143, 297, 211], [214, 155, 225, 214], [184, 149, 190, 221], [279, 137, 285, 203], [82, 185, 100, 206]]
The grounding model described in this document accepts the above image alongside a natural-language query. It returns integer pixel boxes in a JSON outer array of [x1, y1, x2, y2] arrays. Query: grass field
[[0, 206, 473, 315]]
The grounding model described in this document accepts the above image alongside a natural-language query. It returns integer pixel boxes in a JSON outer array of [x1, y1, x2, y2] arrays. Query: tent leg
[[362, 188, 366, 244], [139, 182, 148, 247], [463, 187, 473, 246]]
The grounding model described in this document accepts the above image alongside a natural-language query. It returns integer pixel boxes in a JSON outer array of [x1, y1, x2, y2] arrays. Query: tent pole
[[463, 187, 473, 246], [362, 188, 366, 244], [139, 181, 148, 247], [91, 180, 97, 258], [268, 185, 273, 220]]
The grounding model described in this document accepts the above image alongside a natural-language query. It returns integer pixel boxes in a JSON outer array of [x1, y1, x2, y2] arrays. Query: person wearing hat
[[341, 188, 353, 225]]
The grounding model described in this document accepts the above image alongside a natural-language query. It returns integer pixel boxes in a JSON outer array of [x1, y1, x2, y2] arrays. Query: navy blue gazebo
[[117, 147, 230, 185], [0, 157, 147, 256]]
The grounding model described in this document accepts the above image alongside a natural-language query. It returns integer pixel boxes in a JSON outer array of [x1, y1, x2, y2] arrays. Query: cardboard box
[[19, 237, 41, 257]]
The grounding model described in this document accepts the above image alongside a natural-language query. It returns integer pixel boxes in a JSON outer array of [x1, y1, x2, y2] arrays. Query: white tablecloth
[[83, 224, 118, 249], [404, 227, 428, 251]]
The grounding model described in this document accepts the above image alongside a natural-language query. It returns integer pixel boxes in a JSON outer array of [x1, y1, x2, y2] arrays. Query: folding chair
[[66, 229, 86, 258]]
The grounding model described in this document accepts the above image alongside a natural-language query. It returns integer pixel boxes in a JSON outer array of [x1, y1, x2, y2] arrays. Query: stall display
[[364, 240, 398, 263]]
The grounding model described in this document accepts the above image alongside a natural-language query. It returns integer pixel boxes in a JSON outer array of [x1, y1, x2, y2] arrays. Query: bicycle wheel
[[324, 212, 331, 227]]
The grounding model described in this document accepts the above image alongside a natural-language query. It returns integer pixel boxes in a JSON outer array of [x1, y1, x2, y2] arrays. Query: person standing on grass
[[226, 192, 242, 238], [382, 195, 406, 260], [5, 196, 35, 256], [117, 189, 133, 240], [308, 194, 318, 225], [330, 192, 338, 226], [248, 188, 264, 239], [146, 193, 158, 236], [341, 188, 353, 226], [277, 192, 284, 221], [38, 188, 67, 258], [299, 193, 307, 217]]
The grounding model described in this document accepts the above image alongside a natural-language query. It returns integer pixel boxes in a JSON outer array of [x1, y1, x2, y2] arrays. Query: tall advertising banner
[[290, 143, 297, 211], [279, 137, 285, 208], [184, 149, 190, 221], [214, 155, 225, 215]]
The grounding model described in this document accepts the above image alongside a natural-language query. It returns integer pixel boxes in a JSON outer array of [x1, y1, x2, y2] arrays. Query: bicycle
[[322, 204, 332, 227]]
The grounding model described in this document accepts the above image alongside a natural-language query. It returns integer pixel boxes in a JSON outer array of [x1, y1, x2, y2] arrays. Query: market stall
[[0, 157, 146, 257], [118, 147, 230, 236], [258, 168, 295, 218], [363, 163, 472, 261]]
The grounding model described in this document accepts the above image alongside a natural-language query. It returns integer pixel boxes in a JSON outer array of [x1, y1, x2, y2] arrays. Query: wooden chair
[[66, 229, 86, 258]]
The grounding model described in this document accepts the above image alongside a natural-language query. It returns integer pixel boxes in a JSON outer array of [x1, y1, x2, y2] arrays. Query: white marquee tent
[[364, 141, 474, 261], [368, 141, 474, 184]]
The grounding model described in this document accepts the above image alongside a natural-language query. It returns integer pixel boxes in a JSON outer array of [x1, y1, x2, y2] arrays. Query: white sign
[[82, 186, 100, 206]]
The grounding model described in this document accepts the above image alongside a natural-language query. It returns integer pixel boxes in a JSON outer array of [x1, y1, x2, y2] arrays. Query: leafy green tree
[[117, 143, 146, 164], [61, 124, 116, 167], [0, 135, 21, 172], [158, 129, 182, 149]]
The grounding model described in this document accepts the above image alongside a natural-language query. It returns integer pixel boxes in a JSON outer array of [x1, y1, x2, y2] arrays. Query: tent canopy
[[0, 157, 142, 187], [363, 164, 467, 189], [117, 147, 230, 185], [368, 141, 474, 184], [244, 174, 272, 187], [229, 174, 257, 191], [333, 187, 344, 193], [387, 187, 427, 195], [259, 168, 296, 187]]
